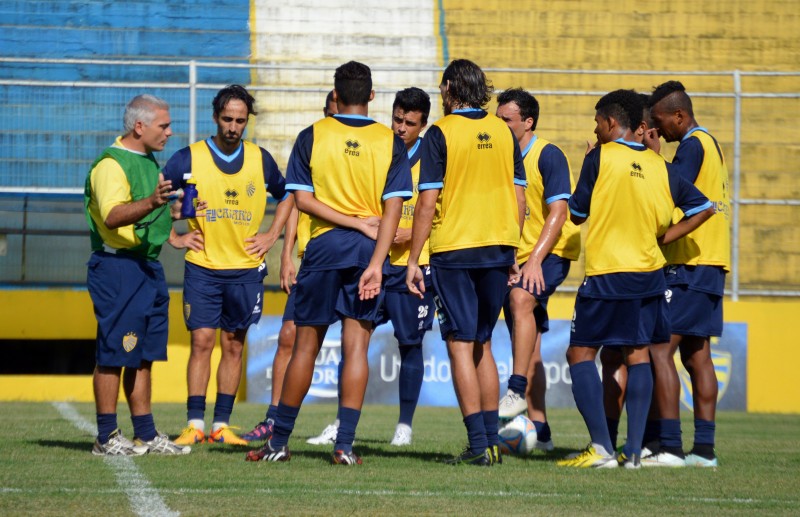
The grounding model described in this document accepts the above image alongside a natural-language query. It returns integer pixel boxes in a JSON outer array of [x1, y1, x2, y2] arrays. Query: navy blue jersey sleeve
[[667, 166, 712, 217], [260, 148, 288, 201], [671, 136, 704, 183], [512, 128, 526, 187], [285, 125, 315, 193], [539, 143, 572, 203], [383, 135, 413, 201], [161, 147, 192, 187], [569, 146, 601, 217], [419, 125, 446, 190]]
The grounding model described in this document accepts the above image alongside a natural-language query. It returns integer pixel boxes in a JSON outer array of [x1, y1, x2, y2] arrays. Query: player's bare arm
[[521, 199, 568, 295], [405, 188, 437, 298], [105, 173, 175, 229], [658, 206, 715, 246], [245, 193, 294, 258], [359, 197, 403, 300], [294, 190, 380, 239]]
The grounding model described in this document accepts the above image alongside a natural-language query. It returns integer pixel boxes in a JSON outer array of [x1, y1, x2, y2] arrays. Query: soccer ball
[[498, 415, 538, 456]]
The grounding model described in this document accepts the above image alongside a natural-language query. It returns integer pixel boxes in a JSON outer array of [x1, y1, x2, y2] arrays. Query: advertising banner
[[246, 318, 747, 410]]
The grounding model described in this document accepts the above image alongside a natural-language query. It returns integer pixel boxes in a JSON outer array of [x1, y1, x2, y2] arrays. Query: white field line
[[52, 402, 180, 517], [2, 483, 795, 507]]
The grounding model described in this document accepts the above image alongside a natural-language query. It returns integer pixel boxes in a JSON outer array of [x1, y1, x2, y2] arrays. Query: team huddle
[[84, 58, 729, 469]]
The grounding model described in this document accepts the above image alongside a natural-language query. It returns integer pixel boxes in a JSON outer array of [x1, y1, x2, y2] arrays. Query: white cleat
[[498, 389, 528, 420], [92, 429, 149, 456], [685, 453, 718, 467], [390, 423, 413, 446], [641, 451, 686, 467], [306, 422, 338, 445], [135, 432, 191, 455]]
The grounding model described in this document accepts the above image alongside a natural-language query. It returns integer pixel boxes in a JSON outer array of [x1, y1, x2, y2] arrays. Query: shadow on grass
[[38, 439, 92, 453], [206, 442, 454, 463]]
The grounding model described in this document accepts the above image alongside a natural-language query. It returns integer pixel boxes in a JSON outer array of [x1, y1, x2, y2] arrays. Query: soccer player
[[495, 88, 581, 451], [246, 61, 411, 465], [600, 92, 656, 452], [406, 59, 527, 466], [241, 89, 341, 444], [162, 85, 293, 447], [557, 89, 714, 469], [323, 89, 337, 117], [641, 81, 731, 468], [306, 87, 435, 447], [85, 94, 191, 455]]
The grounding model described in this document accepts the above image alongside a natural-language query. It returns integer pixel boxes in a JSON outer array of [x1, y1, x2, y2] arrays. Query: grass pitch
[[0, 402, 798, 516]]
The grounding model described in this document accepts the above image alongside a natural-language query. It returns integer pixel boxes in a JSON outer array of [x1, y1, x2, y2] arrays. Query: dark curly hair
[[595, 89, 643, 131]]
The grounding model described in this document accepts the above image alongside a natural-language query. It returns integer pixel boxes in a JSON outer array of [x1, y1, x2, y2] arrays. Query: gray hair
[[123, 94, 170, 134]]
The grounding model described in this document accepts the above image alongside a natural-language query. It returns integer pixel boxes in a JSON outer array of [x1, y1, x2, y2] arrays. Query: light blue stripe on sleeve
[[383, 190, 413, 201], [683, 200, 712, 217], [419, 182, 443, 190], [569, 206, 588, 218], [514, 178, 528, 187], [545, 193, 571, 204], [286, 183, 314, 192]]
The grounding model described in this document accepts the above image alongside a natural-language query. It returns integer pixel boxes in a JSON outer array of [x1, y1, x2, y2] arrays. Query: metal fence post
[[189, 60, 197, 145], [732, 70, 742, 301]]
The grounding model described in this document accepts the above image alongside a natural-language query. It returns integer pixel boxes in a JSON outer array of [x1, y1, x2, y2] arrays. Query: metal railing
[[1, 58, 798, 297]]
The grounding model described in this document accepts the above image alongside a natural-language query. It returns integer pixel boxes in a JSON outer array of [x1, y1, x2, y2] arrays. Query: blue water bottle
[[180, 178, 198, 218]]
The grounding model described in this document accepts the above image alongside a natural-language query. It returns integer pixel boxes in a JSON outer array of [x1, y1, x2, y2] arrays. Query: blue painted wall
[[0, 0, 252, 188]]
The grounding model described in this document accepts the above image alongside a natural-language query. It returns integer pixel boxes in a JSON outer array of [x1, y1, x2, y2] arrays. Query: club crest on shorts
[[122, 332, 138, 352], [184, 302, 191, 322]]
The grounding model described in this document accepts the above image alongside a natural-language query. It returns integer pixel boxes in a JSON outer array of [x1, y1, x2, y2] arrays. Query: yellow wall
[[0, 290, 287, 404], [0, 289, 797, 413]]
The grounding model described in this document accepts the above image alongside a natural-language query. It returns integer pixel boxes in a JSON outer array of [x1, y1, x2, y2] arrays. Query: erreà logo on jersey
[[224, 188, 239, 205], [476, 132, 492, 149], [630, 162, 644, 179], [345, 139, 361, 156]]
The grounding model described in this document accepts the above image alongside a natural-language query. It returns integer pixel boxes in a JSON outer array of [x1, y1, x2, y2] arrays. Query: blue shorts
[[377, 266, 435, 345], [293, 266, 384, 326], [87, 251, 169, 368], [182, 263, 266, 332], [504, 254, 571, 334], [431, 265, 508, 343], [282, 289, 296, 322], [667, 286, 723, 337], [570, 293, 671, 347]]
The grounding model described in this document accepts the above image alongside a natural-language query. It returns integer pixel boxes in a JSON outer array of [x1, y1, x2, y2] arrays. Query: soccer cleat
[[533, 438, 555, 452], [498, 389, 528, 419], [685, 452, 718, 467], [557, 444, 617, 468], [245, 440, 291, 462], [331, 449, 363, 465], [208, 425, 248, 446], [444, 446, 493, 466], [241, 419, 273, 443], [390, 423, 413, 446], [641, 450, 686, 467], [306, 422, 338, 445], [618, 452, 641, 469], [135, 432, 191, 455], [174, 425, 205, 446], [491, 444, 503, 465], [92, 429, 149, 456]]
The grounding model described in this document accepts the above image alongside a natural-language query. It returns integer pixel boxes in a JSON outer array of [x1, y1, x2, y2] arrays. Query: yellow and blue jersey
[[285, 114, 412, 271], [162, 138, 288, 273], [661, 127, 731, 273], [569, 139, 711, 298], [518, 135, 581, 264], [389, 137, 429, 267], [419, 109, 525, 268]]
